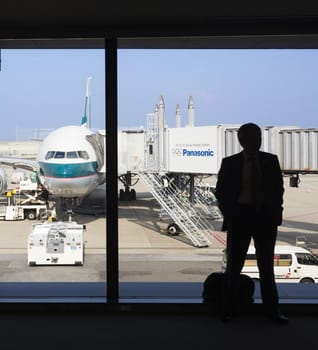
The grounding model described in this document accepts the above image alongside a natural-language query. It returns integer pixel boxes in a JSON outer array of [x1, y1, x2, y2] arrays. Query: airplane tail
[[81, 77, 92, 128]]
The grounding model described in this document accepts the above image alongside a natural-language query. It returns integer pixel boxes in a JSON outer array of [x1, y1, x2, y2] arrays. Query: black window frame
[[1, 37, 318, 312]]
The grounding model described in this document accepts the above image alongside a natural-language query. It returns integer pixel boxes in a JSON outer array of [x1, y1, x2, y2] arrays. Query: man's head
[[238, 123, 262, 155]]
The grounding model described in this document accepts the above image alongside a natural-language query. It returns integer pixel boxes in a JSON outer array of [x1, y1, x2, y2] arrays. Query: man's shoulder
[[222, 151, 278, 164], [223, 152, 242, 162], [259, 151, 278, 161]]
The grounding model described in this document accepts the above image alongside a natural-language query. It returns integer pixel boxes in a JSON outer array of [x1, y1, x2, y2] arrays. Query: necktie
[[248, 156, 263, 210]]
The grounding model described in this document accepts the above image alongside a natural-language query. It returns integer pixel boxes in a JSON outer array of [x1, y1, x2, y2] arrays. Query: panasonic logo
[[182, 149, 214, 157]]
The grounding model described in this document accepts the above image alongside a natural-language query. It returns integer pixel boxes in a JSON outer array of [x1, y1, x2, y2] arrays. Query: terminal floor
[[0, 309, 316, 349]]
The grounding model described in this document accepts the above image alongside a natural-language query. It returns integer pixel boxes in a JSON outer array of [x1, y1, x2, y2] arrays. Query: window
[[45, 151, 55, 160], [2, 39, 318, 305], [78, 151, 89, 160], [54, 151, 65, 159], [66, 151, 78, 159], [245, 255, 258, 266], [274, 254, 292, 267], [118, 47, 318, 301], [296, 253, 318, 266], [0, 47, 106, 301]]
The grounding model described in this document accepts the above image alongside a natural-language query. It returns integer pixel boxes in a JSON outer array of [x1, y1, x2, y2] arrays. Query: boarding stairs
[[137, 171, 213, 247], [193, 179, 223, 219]]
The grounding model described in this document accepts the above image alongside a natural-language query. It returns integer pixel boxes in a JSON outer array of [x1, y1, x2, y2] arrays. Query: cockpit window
[[45, 151, 55, 160], [78, 151, 89, 160], [54, 151, 65, 159], [45, 151, 88, 160], [67, 151, 78, 159]]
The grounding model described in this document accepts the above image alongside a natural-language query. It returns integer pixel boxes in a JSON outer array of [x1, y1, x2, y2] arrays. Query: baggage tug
[[28, 221, 85, 266]]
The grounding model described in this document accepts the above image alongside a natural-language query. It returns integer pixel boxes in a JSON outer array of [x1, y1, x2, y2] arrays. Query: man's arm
[[215, 158, 229, 218], [273, 155, 284, 225]]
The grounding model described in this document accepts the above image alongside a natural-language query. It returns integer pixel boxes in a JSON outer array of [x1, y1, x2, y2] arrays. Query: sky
[[1, 48, 318, 141]]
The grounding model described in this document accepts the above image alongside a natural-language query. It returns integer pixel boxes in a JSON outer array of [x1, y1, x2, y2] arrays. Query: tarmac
[[0, 170, 318, 283]]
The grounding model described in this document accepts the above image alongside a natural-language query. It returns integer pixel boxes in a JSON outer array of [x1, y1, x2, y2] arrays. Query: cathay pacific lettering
[[182, 149, 214, 157]]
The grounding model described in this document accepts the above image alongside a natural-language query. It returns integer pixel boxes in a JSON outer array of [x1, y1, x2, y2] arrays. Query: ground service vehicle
[[222, 245, 318, 283]]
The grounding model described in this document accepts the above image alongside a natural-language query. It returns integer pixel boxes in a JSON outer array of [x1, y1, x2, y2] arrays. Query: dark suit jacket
[[215, 151, 284, 231]]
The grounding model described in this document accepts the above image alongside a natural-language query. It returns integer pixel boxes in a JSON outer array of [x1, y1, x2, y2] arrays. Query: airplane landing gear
[[60, 197, 80, 221], [118, 171, 139, 201], [119, 188, 136, 201]]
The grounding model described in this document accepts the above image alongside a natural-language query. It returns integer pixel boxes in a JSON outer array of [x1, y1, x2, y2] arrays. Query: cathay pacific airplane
[[0, 77, 105, 209]]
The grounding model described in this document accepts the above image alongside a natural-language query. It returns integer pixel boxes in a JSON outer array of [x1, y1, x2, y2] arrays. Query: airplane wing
[[0, 157, 38, 172]]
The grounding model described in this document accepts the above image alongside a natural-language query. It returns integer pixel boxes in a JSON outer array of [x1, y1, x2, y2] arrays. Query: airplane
[[0, 77, 106, 212]]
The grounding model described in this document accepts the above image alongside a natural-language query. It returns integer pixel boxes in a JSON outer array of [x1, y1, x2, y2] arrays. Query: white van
[[222, 245, 318, 283]]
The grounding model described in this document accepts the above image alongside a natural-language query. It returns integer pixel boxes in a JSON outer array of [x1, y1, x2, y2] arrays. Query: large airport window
[[0, 48, 106, 300], [118, 48, 318, 301], [118, 49, 225, 300], [1, 42, 318, 304]]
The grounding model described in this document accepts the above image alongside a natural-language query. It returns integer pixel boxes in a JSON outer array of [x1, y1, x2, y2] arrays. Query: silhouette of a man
[[215, 123, 288, 323]]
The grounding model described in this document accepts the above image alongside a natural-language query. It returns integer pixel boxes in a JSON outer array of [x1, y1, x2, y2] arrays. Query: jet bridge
[[86, 131, 105, 173]]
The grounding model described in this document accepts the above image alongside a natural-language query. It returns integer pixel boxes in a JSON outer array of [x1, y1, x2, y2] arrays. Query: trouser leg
[[253, 224, 279, 311], [223, 220, 251, 312]]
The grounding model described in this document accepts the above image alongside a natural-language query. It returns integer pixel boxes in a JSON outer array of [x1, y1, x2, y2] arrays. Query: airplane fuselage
[[37, 125, 104, 198]]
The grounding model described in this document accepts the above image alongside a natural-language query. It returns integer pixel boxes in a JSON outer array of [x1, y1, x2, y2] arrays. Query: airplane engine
[[0, 167, 8, 194]]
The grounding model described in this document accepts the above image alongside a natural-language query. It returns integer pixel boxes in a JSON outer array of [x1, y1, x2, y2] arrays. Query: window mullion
[[106, 38, 119, 302]]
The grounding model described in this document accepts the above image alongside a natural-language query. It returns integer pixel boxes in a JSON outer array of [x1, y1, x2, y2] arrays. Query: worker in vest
[[48, 207, 57, 222]]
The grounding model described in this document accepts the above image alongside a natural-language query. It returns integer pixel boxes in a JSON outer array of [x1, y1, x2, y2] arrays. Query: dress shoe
[[266, 311, 289, 324], [221, 311, 233, 323]]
